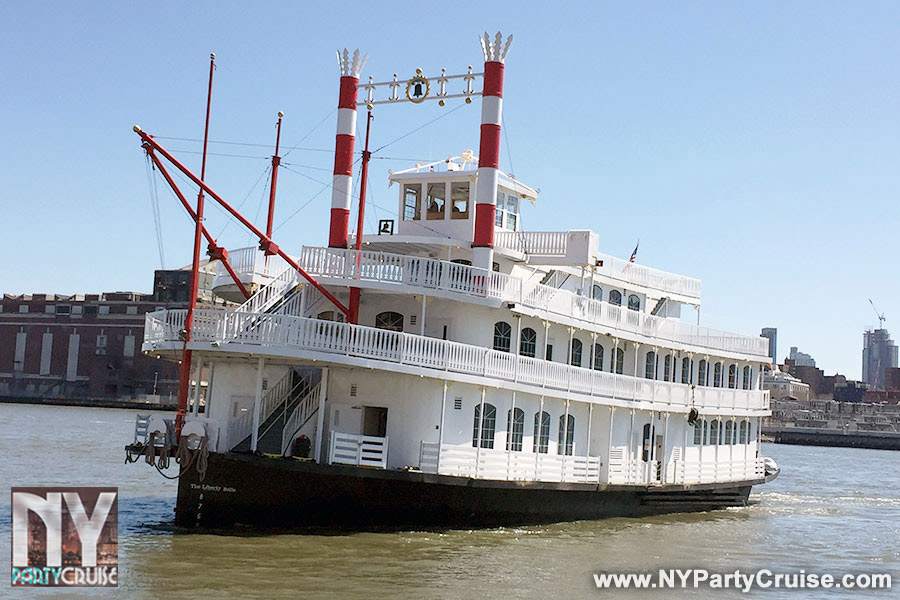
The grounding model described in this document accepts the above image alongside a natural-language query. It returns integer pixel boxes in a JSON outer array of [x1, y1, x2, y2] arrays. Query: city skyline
[[1, 2, 898, 380]]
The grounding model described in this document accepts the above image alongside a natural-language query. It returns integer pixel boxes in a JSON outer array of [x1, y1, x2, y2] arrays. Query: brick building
[[0, 265, 217, 403]]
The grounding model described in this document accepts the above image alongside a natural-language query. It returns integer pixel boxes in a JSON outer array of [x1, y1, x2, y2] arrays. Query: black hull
[[175, 453, 759, 531]]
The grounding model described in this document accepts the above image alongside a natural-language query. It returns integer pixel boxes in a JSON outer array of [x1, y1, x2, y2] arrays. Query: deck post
[[420, 294, 427, 336], [607, 406, 615, 484], [314, 367, 329, 463], [476, 386, 486, 477], [250, 357, 265, 452], [534, 395, 544, 479], [436, 380, 447, 474], [628, 408, 635, 484], [507, 390, 516, 480], [190, 359, 203, 416]]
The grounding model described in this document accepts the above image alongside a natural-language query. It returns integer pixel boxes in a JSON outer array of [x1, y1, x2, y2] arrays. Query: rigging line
[[250, 168, 272, 245], [502, 114, 515, 177], [282, 108, 337, 158], [273, 184, 330, 232], [371, 102, 468, 154], [164, 149, 271, 160], [155, 135, 333, 153], [281, 161, 362, 196], [280, 161, 332, 172], [367, 199, 454, 239], [144, 156, 166, 269], [217, 165, 271, 239]]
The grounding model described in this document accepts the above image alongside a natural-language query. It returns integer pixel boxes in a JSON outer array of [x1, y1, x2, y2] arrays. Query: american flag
[[629, 239, 639, 263]]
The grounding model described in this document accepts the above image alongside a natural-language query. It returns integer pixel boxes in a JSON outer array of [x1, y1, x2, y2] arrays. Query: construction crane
[[868, 299, 886, 328]]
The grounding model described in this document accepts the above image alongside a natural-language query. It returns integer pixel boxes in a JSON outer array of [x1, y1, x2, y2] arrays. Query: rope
[[125, 432, 209, 481], [372, 102, 467, 154], [144, 156, 166, 269]]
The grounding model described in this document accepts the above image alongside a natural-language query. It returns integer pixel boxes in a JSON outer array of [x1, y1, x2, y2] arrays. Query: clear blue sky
[[2, 2, 898, 379]]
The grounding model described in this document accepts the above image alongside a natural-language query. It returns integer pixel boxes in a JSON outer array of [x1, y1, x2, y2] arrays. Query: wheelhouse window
[[727, 364, 737, 389], [493, 322, 512, 352], [592, 285, 603, 301], [609, 290, 622, 306], [495, 192, 505, 227], [451, 182, 469, 219], [375, 311, 404, 332], [426, 182, 446, 220], [627, 294, 640, 311], [520, 327, 537, 358], [506, 408, 524, 451], [713, 362, 723, 388], [742, 366, 751, 390], [698, 359, 708, 386], [570, 338, 583, 367], [614, 347, 625, 374], [472, 403, 496, 449], [592, 343, 604, 371], [533, 411, 550, 453], [558, 414, 575, 456], [505, 195, 519, 230], [644, 351, 656, 379], [403, 183, 421, 220]]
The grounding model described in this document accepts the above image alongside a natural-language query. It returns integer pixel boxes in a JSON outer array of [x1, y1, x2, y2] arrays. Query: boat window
[[558, 414, 575, 456], [592, 343, 604, 371], [493, 321, 512, 352], [506, 408, 524, 452], [375, 311, 404, 332], [451, 259, 472, 266], [609, 290, 622, 306], [627, 294, 641, 311], [709, 420, 719, 445], [495, 192, 505, 227], [570, 338, 583, 367], [317, 311, 335, 321], [644, 351, 656, 379], [450, 182, 469, 219], [520, 327, 537, 358], [533, 410, 550, 453], [698, 359, 708, 386], [693, 421, 703, 445], [614, 347, 624, 374], [592, 285, 602, 301], [545, 344, 553, 361], [727, 364, 737, 389], [472, 403, 496, 449], [426, 183, 446, 220], [747, 420, 753, 443], [713, 362, 723, 388], [725, 420, 734, 445], [742, 365, 751, 390], [682, 357, 691, 384], [663, 355, 672, 382], [505, 196, 519, 231], [403, 184, 422, 220], [702, 420, 709, 445]]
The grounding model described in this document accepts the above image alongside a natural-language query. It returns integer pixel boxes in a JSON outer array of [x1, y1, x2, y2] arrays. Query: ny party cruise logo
[[11, 487, 118, 587]]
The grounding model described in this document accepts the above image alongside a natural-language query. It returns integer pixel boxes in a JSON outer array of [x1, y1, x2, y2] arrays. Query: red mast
[[348, 110, 373, 324], [265, 111, 284, 244], [174, 52, 216, 439]]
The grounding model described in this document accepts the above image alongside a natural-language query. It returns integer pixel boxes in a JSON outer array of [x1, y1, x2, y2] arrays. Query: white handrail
[[281, 383, 322, 455], [145, 309, 770, 413]]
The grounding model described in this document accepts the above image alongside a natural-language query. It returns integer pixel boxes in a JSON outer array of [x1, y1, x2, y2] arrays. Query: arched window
[[613, 347, 625, 374], [627, 294, 641, 311], [693, 421, 703, 445], [472, 403, 496, 449], [742, 366, 751, 390], [375, 311, 404, 332], [702, 419, 709, 445], [698, 359, 708, 386], [450, 258, 472, 266], [727, 364, 737, 389], [558, 414, 575, 455], [663, 355, 672, 382], [570, 338, 583, 367], [493, 322, 512, 352], [713, 362, 723, 388], [645, 351, 656, 379], [533, 411, 550, 453], [519, 327, 537, 358], [592, 343, 604, 371], [317, 310, 335, 321], [682, 357, 691, 384], [591, 285, 603, 300], [724, 420, 734, 445], [747, 420, 753, 443], [739, 420, 748, 444], [506, 408, 524, 452], [709, 419, 719, 446], [609, 290, 622, 306]]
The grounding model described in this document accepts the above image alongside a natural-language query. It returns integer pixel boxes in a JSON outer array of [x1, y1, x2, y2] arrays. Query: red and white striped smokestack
[[329, 48, 367, 248], [473, 32, 513, 272]]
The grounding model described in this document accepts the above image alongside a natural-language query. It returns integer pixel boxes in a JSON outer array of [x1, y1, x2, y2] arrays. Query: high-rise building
[[761, 327, 777, 364], [788, 346, 816, 367], [862, 328, 899, 391]]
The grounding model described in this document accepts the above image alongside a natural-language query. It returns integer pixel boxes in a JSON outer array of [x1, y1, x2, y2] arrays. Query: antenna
[[868, 299, 886, 328]]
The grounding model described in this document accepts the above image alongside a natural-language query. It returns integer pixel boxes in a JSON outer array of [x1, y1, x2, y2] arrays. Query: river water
[[0, 403, 897, 599]]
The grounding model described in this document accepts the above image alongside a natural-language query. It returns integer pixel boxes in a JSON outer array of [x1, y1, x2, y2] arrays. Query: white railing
[[144, 309, 770, 413], [215, 247, 290, 282], [329, 432, 389, 469], [297, 246, 766, 358], [281, 383, 322, 455], [607, 452, 765, 485], [234, 264, 298, 316], [595, 252, 701, 299], [227, 410, 253, 451], [418, 443, 602, 484], [494, 231, 568, 257]]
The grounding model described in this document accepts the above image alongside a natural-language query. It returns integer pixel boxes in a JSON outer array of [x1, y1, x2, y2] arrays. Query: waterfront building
[[763, 369, 810, 403], [788, 346, 816, 367], [862, 328, 899, 391], [761, 327, 777, 365]]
